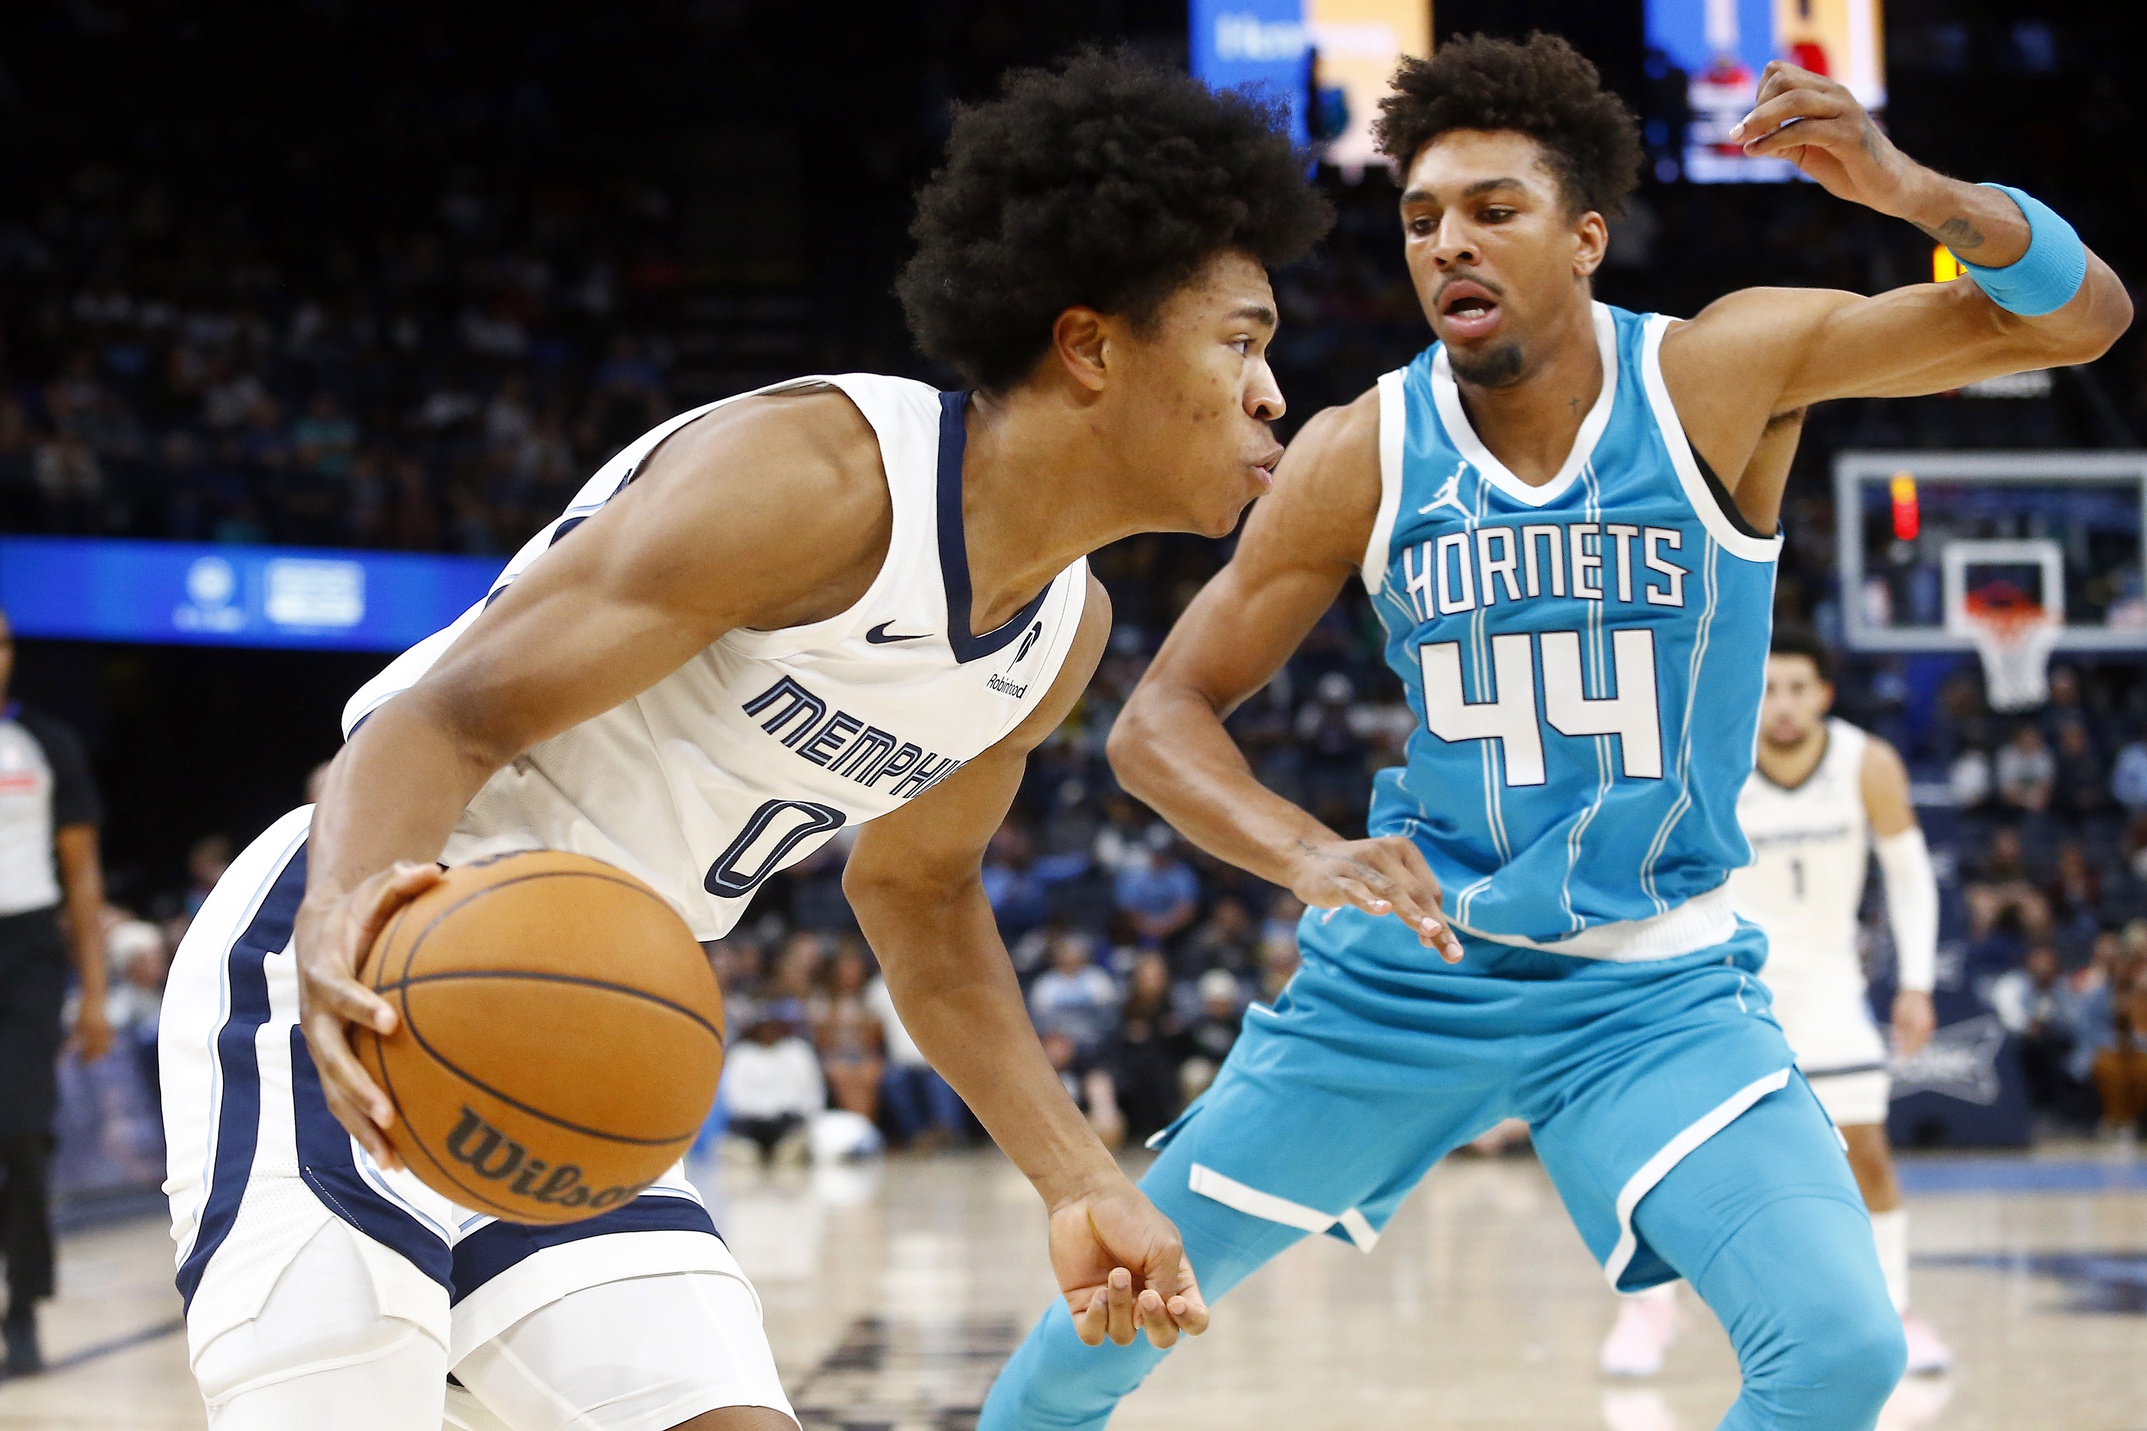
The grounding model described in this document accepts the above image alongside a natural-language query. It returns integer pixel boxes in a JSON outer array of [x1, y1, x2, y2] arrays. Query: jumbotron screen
[[1190, 0, 1432, 173], [1646, 0, 1885, 183]]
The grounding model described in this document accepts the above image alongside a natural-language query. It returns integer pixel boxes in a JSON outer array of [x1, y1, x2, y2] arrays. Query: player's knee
[[1809, 1297, 1906, 1414], [1752, 1284, 1903, 1426]]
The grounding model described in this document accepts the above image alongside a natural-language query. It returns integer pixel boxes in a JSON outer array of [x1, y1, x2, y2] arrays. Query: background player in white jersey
[[1601, 623, 1951, 1379], [157, 53, 1333, 1431]]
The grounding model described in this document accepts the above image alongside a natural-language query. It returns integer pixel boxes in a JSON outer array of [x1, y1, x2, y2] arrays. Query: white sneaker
[[1900, 1311, 1953, 1376], [1600, 1290, 1682, 1378], [1601, 1388, 1680, 1431]]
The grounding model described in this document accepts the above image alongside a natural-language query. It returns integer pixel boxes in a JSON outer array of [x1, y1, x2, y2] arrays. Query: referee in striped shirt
[[0, 608, 109, 1377]]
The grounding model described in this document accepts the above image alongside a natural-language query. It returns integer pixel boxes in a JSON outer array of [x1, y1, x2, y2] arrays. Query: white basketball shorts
[[1760, 944, 1892, 1127], [161, 806, 793, 1428]]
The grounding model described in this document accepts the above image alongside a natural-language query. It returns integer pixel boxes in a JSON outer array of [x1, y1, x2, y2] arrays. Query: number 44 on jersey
[[1419, 629, 1664, 787]]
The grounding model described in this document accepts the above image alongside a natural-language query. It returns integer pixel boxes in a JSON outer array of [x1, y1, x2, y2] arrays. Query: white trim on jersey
[[1361, 369, 1408, 596], [1187, 1162, 1381, 1253], [1637, 316, 1784, 564], [1452, 883, 1739, 962], [1603, 1066, 1792, 1291], [1429, 303, 1619, 509]]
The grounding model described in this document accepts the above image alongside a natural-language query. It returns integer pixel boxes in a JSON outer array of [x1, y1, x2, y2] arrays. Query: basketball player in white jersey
[[1601, 622, 1951, 1378], [156, 53, 1334, 1431]]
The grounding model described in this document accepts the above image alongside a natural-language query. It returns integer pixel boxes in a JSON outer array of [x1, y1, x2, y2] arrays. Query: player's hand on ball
[[1050, 1180, 1209, 1349], [1728, 61, 1908, 213], [1891, 989, 1937, 1060], [1287, 835, 1464, 962], [293, 860, 442, 1169]]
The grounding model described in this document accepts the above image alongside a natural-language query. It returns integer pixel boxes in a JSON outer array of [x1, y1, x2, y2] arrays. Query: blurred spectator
[[2051, 722, 2107, 820], [709, 935, 768, 1042], [1231, 678, 1304, 802], [1101, 952, 1186, 1142], [1965, 828, 2052, 940], [1042, 1031, 1123, 1150], [765, 932, 820, 1033], [812, 943, 882, 1123], [1029, 932, 1121, 1057], [183, 835, 232, 919], [2112, 736, 2147, 814], [1113, 836, 1199, 951], [1178, 969, 1245, 1105], [981, 823, 1051, 938], [1947, 746, 1993, 811], [864, 971, 966, 1150], [1180, 895, 1256, 979], [2045, 840, 2104, 933], [32, 433, 102, 529], [720, 1007, 824, 1165], [1989, 941, 2096, 1125], [1092, 795, 1163, 875], [102, 913, 168, 1107], [1257, 921, 1302, 1003], [1995, 725, 2055, 816], [1296, 672, 1371, 826], [786, 834, 857, 932], [2089, 967, 2147, 1136], [2126, 813, 2147, 887]]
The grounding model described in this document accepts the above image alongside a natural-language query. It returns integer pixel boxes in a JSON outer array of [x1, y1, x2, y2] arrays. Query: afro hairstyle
[[898, 49, 1333, 393], [1373, 32, 1643, 218]]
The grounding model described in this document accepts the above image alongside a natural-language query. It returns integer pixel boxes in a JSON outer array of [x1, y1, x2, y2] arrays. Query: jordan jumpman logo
[[1418, 461, 1472, 518]]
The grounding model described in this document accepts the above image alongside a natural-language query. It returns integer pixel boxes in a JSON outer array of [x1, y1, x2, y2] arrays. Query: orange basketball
[[353, 850, 723, 1224]]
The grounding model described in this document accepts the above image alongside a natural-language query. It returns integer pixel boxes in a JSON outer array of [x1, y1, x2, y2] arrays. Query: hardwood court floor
[[4, 1147, 2144, 1430]]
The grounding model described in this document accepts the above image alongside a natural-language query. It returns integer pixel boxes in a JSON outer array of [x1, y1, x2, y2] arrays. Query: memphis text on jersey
[[743, 676, 965, 799]]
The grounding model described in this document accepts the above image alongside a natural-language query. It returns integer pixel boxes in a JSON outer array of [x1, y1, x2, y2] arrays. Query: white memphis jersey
[[1730, 718, 1871, 985], [343, 374, 1089, 940]]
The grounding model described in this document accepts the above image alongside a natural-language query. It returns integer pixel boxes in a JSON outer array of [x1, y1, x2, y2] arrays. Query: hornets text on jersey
[[1361, 303, 1781, 945]]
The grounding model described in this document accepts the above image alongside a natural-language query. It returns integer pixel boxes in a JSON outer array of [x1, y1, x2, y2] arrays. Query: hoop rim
[[1962, 585, 2057, 639]]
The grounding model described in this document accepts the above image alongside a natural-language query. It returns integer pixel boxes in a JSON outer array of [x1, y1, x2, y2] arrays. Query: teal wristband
[[1956, 183, 2086, 317]]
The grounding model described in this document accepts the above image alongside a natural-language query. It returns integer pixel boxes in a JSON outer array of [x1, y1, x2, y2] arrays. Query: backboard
[[1834, 451, 2147, 654]]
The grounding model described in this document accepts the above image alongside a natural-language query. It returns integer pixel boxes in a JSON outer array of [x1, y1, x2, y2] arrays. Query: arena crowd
[[13, 1, 2147, 1182]]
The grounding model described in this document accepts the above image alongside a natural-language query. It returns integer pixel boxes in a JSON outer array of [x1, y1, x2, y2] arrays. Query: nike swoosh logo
[[865, 621, 930, 645]]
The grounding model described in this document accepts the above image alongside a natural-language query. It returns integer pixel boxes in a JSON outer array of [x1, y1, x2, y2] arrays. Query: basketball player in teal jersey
[[983, 34, 2129, 1431]]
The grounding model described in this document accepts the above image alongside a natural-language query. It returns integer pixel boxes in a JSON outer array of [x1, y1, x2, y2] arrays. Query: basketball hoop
[[1961, 585, 2060, 712]]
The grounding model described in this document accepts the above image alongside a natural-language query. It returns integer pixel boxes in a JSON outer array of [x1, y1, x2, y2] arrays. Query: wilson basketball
[[353, 850, 723, 1224]]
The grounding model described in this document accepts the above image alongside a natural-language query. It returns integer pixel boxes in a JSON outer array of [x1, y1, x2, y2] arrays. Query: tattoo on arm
[[1858, 121, 1883, 164], [1917, 215, 1986, 252]]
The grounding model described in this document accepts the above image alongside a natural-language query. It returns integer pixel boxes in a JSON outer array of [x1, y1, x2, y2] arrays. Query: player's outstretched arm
[[296, 388, 893, 1167], [1110, 394, 1463, 959], [1662, 61, 2131, 513], [1861, 735, 1939, 1058], [845, 578, 1206, 1350]]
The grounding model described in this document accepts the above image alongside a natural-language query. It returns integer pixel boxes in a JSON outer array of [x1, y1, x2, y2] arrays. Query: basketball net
[[1963, 588, 2060, 712]]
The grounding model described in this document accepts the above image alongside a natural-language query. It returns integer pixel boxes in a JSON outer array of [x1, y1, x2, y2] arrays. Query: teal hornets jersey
[[1362, 303, 1781, 943]]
